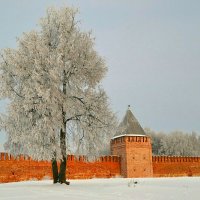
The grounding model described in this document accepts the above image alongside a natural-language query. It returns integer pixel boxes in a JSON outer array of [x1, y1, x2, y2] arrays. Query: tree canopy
[[0, 6, 117, 164], [145, 128, 200, 156]]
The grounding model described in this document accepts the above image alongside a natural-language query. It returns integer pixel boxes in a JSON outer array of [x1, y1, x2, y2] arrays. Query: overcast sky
[[0, 0, 200, 150]]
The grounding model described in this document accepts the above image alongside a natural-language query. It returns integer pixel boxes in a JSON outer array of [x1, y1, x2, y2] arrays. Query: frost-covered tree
[[159, 131, 200, 156], [144, 128, 166, 155], [145, 128, 200, 156], [0, 6, 117, 184]]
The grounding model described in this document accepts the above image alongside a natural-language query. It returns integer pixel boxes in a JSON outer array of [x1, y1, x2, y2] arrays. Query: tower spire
[[114, 106, 145, 137]]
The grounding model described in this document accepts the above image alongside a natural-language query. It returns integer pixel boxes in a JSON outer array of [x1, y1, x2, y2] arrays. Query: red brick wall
[[67, 155, 120, 179], [0, 152, 120, 183], [2, 152, 200, 183], [111, 137, 127, 177], [111, 136, 153, 178], [0, 153, 52, 183], [126, 136, 153, 178], [153, 156, 200, 177]]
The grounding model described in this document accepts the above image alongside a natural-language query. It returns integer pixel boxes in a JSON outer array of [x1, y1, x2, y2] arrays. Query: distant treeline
[[145, 128, 200, 156]]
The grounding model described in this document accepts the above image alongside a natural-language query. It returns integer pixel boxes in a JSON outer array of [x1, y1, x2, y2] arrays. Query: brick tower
[[111, 106, 153, 178]]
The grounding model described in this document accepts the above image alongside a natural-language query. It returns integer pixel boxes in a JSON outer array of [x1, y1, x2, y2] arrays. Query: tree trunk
[[51, 159, 59, 183], [58, 128, 67, 183], [59, 157, 67, 183], [57, 70, 70, 185], [51, 137, 59, 184]]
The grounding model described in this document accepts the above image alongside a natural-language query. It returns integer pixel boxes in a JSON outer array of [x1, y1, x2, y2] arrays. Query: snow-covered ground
[[1, 177, 200, 200]]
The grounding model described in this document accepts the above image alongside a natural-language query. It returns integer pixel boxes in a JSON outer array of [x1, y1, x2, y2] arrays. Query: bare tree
[[0, 6, 117, 184]]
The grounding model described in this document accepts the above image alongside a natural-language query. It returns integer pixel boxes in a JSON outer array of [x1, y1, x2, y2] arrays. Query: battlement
[[66, 154, 120, 163], [0, 152, 30, 161], [0, 152, 121, 183], [152, 156, 200, 177], [0, 152, 120, 163], [152, 156, 200, 163], [111, 135, 151, 145]]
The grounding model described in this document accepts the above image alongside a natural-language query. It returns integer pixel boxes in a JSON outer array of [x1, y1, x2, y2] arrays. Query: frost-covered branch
[[0, 6, 117, 163]]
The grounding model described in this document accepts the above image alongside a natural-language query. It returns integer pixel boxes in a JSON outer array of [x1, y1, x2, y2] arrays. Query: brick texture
[[2, 135, 200, 183], [111, 136, 153, 178], [153, 156, 200, 177], [0, 153, 120, 183]]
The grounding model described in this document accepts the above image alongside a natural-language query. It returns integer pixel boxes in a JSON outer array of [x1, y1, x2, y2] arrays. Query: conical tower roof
[[114, 106, 146, 138]]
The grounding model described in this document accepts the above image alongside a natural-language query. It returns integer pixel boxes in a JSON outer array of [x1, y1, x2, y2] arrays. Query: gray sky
[[0, 0, 200, 150]]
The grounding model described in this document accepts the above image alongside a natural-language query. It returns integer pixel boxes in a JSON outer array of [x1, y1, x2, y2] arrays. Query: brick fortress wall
[[0, 152, 120, 183], [152, 156, 200, 177], [1, 153, 200, 183], [2, 142, 200, 183]]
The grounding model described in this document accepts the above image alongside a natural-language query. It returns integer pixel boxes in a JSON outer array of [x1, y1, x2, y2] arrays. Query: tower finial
[[128, 105, 131, 110]]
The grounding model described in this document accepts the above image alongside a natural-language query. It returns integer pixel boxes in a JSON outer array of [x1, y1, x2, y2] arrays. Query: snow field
[[0, 177, 200, 200]]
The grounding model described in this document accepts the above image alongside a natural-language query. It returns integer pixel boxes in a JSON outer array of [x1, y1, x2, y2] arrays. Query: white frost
[[0, 177, 200, 200], [0, 6, 117, 161]]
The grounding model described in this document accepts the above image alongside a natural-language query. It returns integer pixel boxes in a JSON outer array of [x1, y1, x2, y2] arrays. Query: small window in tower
[[143, 155, 146, 160], [134, 169, 136, 172], [133, 156, 135, 159], [144, 169, 146, 171]]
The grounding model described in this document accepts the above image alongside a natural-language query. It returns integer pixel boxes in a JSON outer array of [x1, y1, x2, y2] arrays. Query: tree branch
[[65, 114, 83, 123]]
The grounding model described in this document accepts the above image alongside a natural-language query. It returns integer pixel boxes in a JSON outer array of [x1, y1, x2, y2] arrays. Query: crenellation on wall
[[1, 153, 5, 160], [65, 155, 120, 163], [1, 108, 200, 182], [121, 136, 150, 143], [152, 156, 200, 163], [1, 138, 200, 182], [152, 155, 200, 177], [0, 153, 121, 183], [0, 152, 33, 161]]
